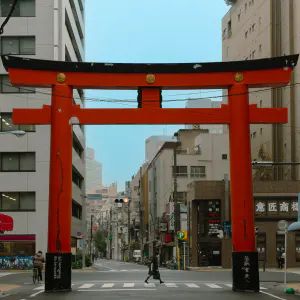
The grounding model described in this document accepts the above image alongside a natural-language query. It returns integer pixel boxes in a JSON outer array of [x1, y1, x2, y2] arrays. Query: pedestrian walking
[[144, 252, 164, 284]]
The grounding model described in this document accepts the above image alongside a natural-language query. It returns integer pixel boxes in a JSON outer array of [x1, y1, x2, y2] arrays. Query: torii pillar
[[1, 54, 298, 293]]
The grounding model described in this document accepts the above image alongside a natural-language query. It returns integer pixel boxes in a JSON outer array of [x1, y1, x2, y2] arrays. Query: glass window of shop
[[276, 233, 285, 258], [0, 241, 35, 256], [256, 233, 266, 261], [295, 233, 300, 262]]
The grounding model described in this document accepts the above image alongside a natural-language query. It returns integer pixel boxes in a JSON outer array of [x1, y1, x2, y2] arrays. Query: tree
[[94, 229, 107, 255], [224, 0, 236, 5]]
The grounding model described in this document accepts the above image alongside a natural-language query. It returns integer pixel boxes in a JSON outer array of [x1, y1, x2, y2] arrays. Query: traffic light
[[115, 198, 129, 203]]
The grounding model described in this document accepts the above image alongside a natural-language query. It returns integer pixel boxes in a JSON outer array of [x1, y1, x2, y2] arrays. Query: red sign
[[93, 226, 98, 231]]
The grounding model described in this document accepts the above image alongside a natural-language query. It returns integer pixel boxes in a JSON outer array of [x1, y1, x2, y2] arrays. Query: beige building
[[146, 129, 230, 258], [222, 0, 300, 180]]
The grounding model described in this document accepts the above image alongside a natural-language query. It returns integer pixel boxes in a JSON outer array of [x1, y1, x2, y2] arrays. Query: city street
[[1, 260, 300, 300]]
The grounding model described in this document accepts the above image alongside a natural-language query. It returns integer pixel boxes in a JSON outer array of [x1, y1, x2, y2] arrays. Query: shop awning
[[0, 213, 13, 232]]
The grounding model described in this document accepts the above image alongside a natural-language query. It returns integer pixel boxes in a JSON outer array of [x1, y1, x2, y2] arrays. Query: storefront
[[0, 235, 35, 269]]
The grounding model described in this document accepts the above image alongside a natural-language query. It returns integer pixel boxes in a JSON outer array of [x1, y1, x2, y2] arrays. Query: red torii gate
[[2, 54, 298, 293]]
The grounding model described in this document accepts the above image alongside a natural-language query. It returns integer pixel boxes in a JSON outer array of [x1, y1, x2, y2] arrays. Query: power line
[[0, 0, 20, 35]]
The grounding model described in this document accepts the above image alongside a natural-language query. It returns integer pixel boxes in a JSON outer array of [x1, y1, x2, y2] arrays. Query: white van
[[133, 250, 141, 261]]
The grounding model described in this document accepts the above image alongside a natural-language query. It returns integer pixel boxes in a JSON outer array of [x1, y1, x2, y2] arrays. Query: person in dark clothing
[[144, 252, 164, 284], [33, 251, 45, 282]]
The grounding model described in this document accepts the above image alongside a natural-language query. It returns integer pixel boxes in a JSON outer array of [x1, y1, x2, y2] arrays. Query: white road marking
[[79, 289, 155, 292], [185, 283, 199, 288], [33, 286, 44, 290], [165, 283, 178, 288], [101, 283, 114, 288], [123, 283, 135, 287], [225, 284, 232, 287], [260, 291, 287, 300], [79, 284, 95, 289], [144, 283, 156, 287], [205, 283, 222, 289], [260, 286, 268, 290], [29, 291, 44, 298]]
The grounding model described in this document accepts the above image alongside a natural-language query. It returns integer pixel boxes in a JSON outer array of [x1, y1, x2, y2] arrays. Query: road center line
[[260, 291, 287, 300]]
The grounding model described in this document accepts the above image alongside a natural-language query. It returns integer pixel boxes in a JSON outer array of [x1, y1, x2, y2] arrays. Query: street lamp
[[0, 130, 26, 137]]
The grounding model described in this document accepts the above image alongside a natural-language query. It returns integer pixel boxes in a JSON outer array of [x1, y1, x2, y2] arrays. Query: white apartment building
[[222, 0, 300, 180], [185, 99, 224, 134], [145, 135, 177, 163], [86, 147, 102, 193], [0, 0, 85, 257]]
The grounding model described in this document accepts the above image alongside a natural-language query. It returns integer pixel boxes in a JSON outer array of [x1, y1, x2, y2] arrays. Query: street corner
[[72, 267, 97, 273]]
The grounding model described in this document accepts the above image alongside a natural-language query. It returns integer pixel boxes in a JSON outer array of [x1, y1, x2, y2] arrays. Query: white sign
[[255, 201, 298, 213]]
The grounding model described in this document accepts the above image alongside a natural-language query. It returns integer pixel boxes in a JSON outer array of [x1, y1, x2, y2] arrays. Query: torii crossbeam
[[2, 54, 299, 293]]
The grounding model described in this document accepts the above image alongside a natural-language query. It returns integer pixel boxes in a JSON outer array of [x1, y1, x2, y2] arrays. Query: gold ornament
[[56, 73, 66, 83], [146, 74, 155, 84], [234, 72, 244, 82]]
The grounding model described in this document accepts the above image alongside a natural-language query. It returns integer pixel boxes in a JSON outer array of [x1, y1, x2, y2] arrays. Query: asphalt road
[[1, 259, 300, 300]]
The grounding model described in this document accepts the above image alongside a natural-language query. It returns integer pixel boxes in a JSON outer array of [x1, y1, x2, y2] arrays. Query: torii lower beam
[[2, 54, 298, 293]]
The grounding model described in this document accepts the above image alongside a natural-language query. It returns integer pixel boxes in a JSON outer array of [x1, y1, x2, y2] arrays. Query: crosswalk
[[32, 282, 269, 291]]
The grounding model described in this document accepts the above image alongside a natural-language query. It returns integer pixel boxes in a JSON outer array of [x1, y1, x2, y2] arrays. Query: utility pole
[[110, 208, 112, 259], [90, 215, 93, 263], [127, 200, 131, 260], [81, 190, 86, 269], [173, 143, 180, 269], [139, 167, 144, 263]]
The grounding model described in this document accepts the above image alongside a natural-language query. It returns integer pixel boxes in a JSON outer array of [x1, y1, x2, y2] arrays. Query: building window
[[259, 44, 262, 52], [257, 233, 266, 261], [227, 20, 232, 38], [0, 112, 35, 132], [190, 166, 206, 178], [252, 50, 256, 59], [252, 0, 255, 5], [1, 0, 35, 17], [73, 135, 83, 158], [259, 17, 262, 25], [72, 168, 83, 188], [1, 36, 35, 55], [0, 236, 35, 256], [276, 233, 285, 254], [245, 31, 248, 39], [72, 200, 82, 220], [0, 152, 35, 172], [251, 133, 253, 139], [260, 128, 263, 135], [0, 76, 35, 94], [252, 24, 255, 31], [260, 100, 263, 107], [238, 13, 241, 22], [253, 132, 256, 138], [0, 192, 35, 211], [295, 233, 300, 262], [226, 46, 229, 58], [245, 3, 247, 12], [222, 154, 228, 160], [172, 166, 188, 177], [249, 1, 251, 7]]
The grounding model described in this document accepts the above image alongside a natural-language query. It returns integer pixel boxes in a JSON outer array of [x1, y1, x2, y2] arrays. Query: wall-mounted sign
[[159, 222, 167, 232]]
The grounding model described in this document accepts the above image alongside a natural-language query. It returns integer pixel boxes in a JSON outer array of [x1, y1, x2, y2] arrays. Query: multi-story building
[[222, 0, 300, 180], [0, 0, 85, 259], [185, 99, 224, 134], [143, 129, 230, 259], [86, 147, 102, 193]]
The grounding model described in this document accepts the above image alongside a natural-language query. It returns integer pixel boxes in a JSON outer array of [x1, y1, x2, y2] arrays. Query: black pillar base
[[45, 253, 72, 293], [232, 252, 259, 292]]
